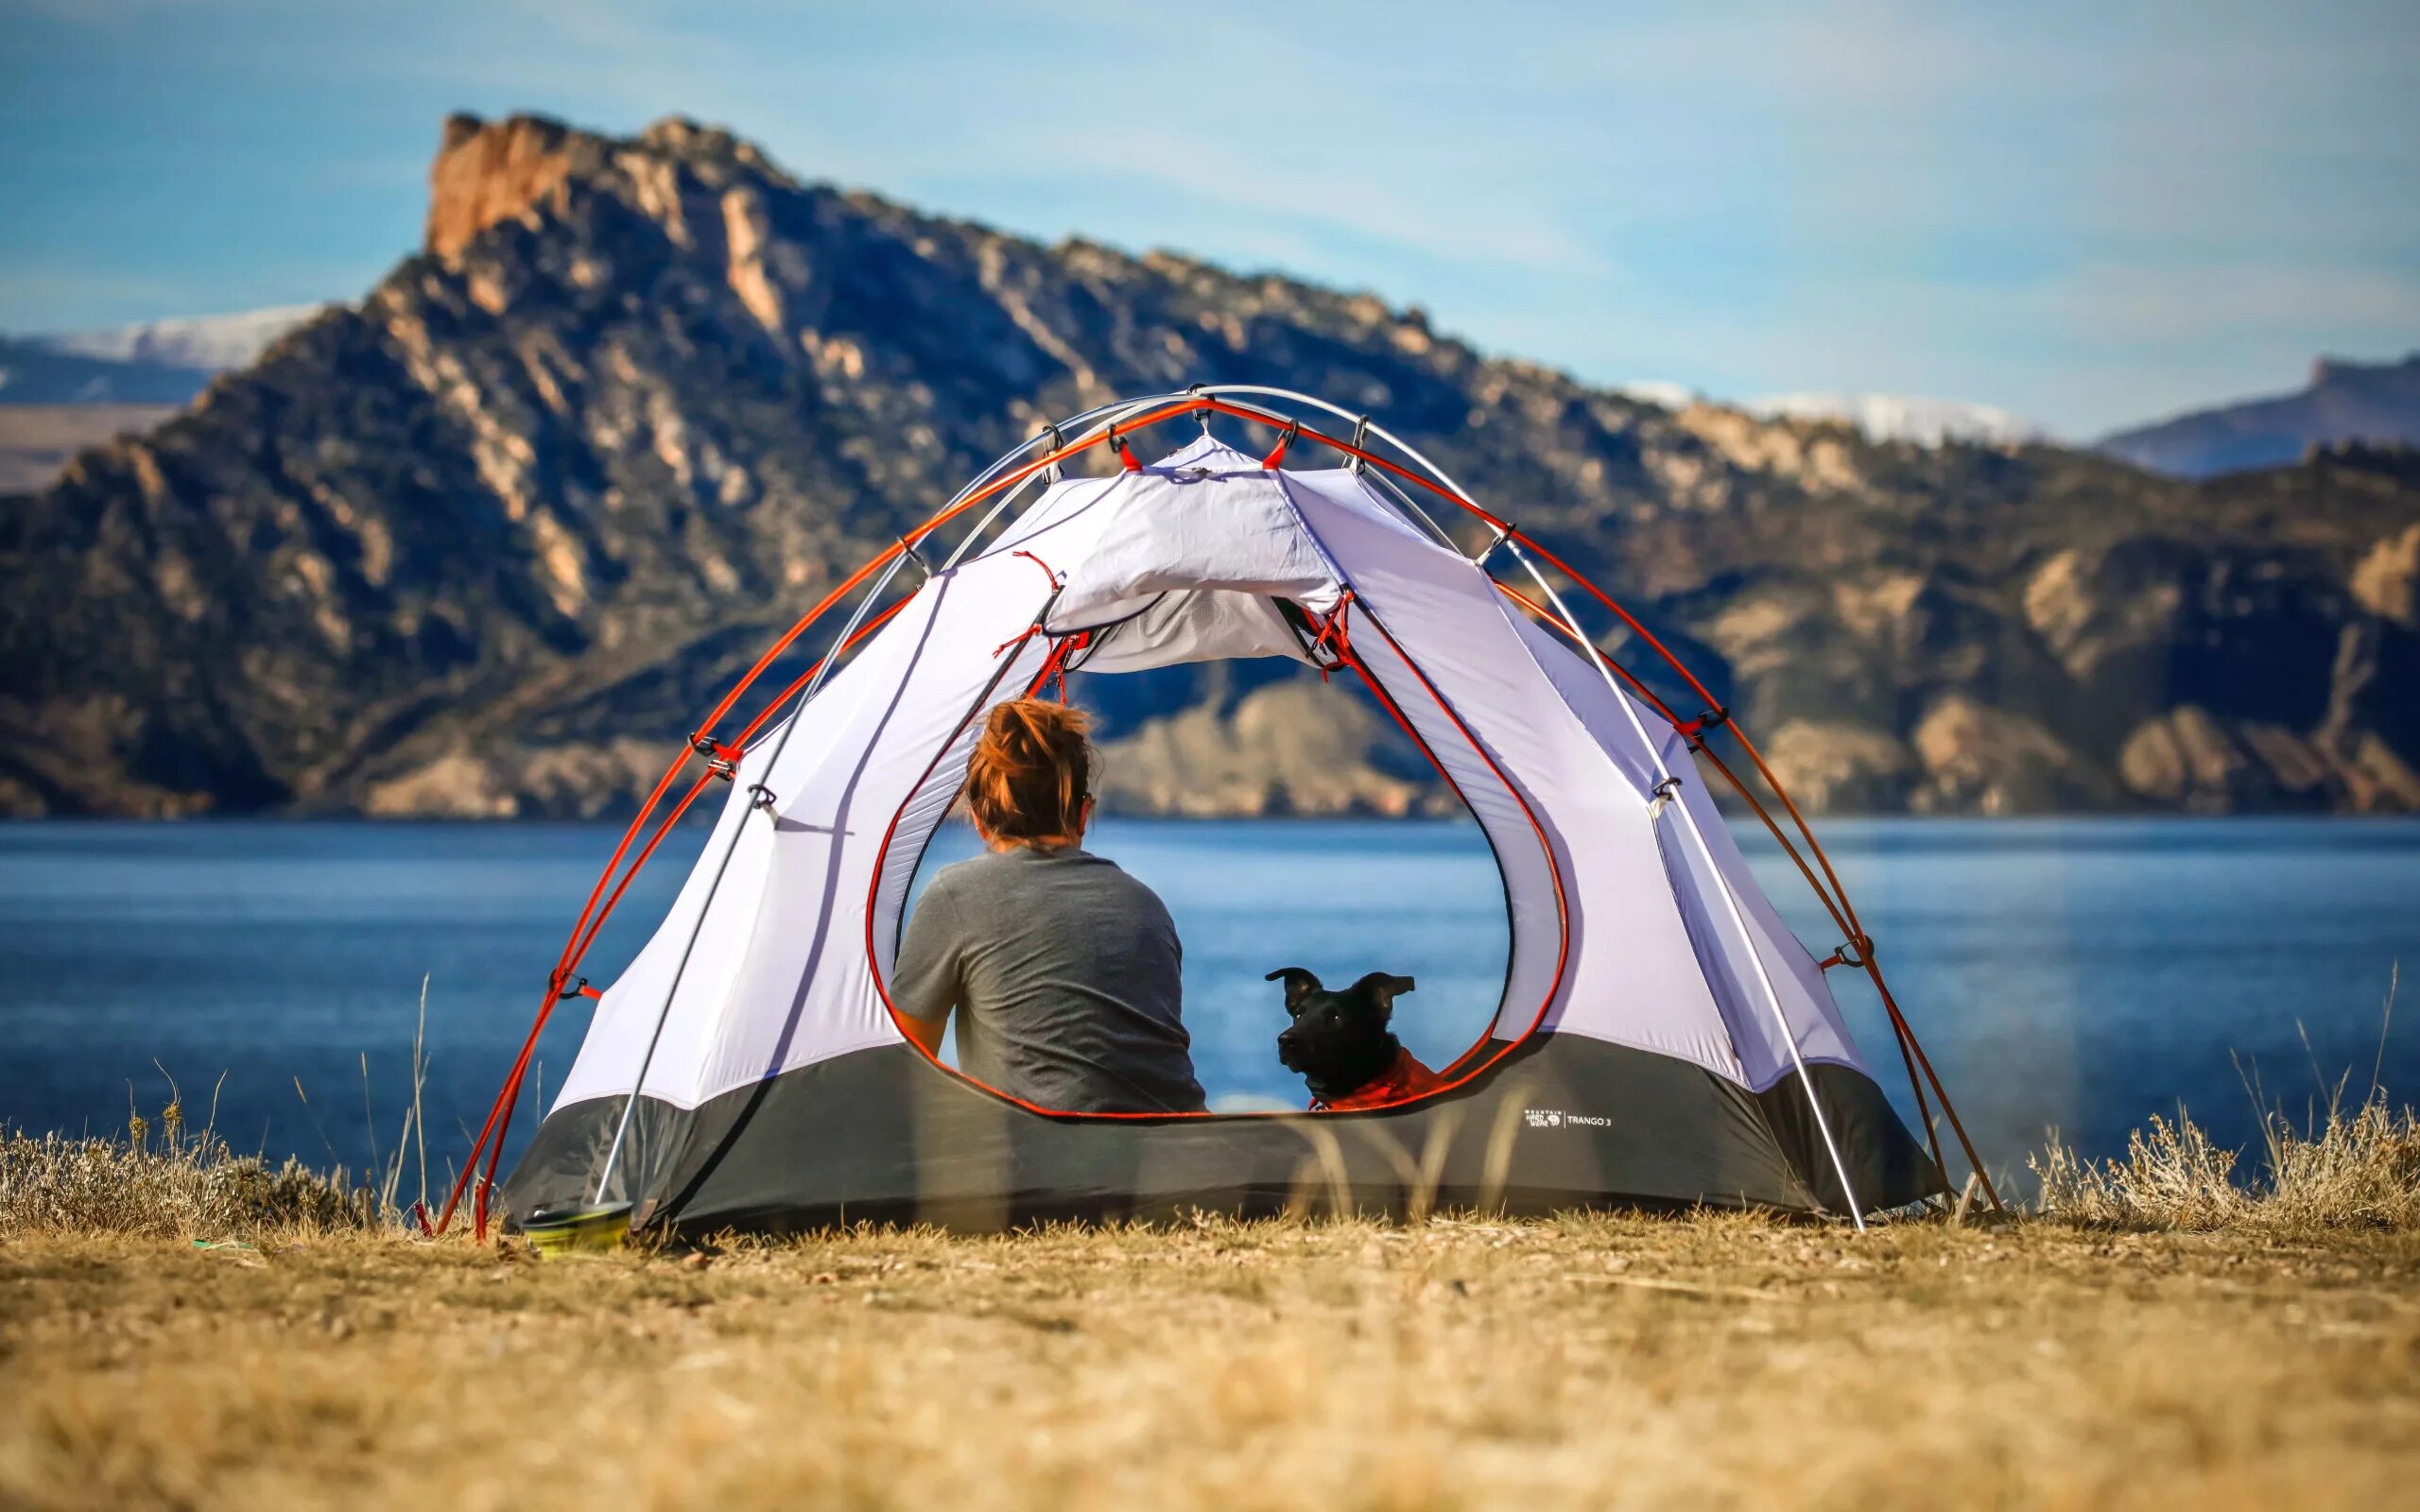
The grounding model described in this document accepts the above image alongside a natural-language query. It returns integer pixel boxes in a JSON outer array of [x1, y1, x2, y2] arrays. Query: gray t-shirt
[[891, 845, 1205, 1114]]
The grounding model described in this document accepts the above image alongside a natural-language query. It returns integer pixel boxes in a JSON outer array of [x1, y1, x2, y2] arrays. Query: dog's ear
[[1265, 967, 1322, 1014], [1350, 972, 1416, 1023]]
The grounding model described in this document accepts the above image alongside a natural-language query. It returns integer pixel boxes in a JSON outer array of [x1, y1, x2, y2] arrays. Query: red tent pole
[[439, 410, 1189, 1237], [1192, 396, 1997, 1212]]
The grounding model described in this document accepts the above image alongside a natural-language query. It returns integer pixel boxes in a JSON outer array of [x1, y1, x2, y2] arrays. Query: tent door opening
[[888, 626, 1520, 1115]]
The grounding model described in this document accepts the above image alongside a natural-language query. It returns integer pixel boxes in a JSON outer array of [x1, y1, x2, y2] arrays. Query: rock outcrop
[[2, 112, 2416, 818]]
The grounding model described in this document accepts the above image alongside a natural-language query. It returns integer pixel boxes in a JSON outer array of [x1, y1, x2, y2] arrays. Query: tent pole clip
[[1470, 521, 1514, 568], [1678, 704, 1730, 746], [1261, 419, 1301, 471], [1820, 936, 1874, 971], [554, 974, 594, 1002], [746, 783, 779, 813], [1186, 384, 1213, 434], [1647, 775, 1684, 818], [896, 535, 932, 583], [1039, 421, 1066, 485], [1347, 413, 1372, 473]]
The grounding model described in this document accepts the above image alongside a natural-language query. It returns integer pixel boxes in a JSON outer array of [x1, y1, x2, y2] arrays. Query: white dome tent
[[447, 387, 1995, 1240]]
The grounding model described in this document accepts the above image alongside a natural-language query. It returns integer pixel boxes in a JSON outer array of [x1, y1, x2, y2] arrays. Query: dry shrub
[[0, 1125, 380, 1239], [2262, 1094, 2420, 1229], [2033, 1092, 2420, 1232]]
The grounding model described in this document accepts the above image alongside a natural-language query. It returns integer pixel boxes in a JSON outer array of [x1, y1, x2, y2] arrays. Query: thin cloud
[[0, 0, 2414, 432]]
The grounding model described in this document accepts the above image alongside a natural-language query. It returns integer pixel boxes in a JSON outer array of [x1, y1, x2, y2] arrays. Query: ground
[[4, 1212, 2417, 1511]]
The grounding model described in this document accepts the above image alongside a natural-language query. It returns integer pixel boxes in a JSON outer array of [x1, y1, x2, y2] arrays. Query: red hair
[[963, 698, 1092, 843]]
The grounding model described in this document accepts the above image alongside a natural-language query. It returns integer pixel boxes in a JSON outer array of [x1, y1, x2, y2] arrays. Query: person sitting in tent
[[890, 699, 1207, 1114]]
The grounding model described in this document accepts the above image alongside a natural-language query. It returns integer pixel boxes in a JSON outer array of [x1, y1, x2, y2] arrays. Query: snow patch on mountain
[[1614, 381, 2047, 448], [30, 304, 329, 371], [1615, 380, 1699, 411], [1745, 391, 2048, 447]]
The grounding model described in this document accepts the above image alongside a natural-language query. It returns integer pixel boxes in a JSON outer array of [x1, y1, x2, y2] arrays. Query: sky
[[1, 1, 2414, 438]]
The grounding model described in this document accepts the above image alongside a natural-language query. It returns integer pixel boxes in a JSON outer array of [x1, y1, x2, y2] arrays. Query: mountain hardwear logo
[[1525, 1108, 1613, 1129]]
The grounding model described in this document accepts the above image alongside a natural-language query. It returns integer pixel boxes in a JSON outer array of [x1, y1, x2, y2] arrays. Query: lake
[[2, 816, 2415, 1201]]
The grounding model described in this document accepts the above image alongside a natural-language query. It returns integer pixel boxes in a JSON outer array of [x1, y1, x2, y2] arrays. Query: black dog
[[1266, 967, 1439, 1110]]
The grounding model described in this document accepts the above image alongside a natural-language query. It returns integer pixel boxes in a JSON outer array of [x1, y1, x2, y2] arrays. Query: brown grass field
[[3, 1100, 2417, 1512]]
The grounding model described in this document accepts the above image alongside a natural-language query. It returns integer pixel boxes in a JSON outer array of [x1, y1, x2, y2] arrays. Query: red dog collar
[[1310, 1045, 1444, 1112]]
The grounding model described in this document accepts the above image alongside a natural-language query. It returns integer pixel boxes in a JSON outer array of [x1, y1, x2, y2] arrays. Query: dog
[[1266, 967, 1443, 1111]]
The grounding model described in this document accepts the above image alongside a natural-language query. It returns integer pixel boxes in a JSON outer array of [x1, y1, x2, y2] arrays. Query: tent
[[460, 387, 1993, 1240]]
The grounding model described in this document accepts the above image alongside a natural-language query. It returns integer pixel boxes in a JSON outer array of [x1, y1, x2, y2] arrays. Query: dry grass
[[4, 1066, 2418, 1510], [8, 951, 2408, 1509], [0, 983, 436, 1243], [3, 1211, 2417, 1511], [0, 1114, 379, 1241], [2034, 973, 2418, 1233], [0, 1128, 376, 1239], [2034, 1093, 2420, 1231]]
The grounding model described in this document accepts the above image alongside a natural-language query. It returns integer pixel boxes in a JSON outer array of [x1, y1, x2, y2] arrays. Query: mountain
[[1616, 384, 2048, 449], [0, 334, 206, 487], [26, 304, 328, 375], [0, 336, 217, 406], [1613, 380, 1701, 412], [2100, 354, 2420, 477], [3, 112, 2417, 820], [0, 311, 325, 493], [0, 304, 327, 415], [0, 405, 182, 492], [1744, 392, 2047, 448]]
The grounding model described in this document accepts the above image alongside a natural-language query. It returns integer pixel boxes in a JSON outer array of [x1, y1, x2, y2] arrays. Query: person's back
[[890, 700, 1205, 1114], [895, 846, 1201, 1112]]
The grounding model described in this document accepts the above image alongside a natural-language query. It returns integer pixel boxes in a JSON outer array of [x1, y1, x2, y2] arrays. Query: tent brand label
[[1525, 1108, 1612, 1130]]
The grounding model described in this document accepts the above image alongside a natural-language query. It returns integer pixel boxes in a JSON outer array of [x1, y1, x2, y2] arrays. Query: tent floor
[[500, 1034, 1944, 1237]]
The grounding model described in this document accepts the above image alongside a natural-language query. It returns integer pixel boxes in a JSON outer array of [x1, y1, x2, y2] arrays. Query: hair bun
[[964, 698, 1093, 843]]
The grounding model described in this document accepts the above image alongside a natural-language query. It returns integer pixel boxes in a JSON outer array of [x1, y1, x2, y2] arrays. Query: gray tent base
[[498, 1036, 1944, 1237]]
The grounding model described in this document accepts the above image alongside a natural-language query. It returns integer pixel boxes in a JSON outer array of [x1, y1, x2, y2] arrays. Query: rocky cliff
[[3, 113, 2415, 819]]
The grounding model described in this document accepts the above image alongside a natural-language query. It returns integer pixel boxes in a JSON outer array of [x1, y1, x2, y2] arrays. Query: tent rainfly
[[451, 387, 1996, 1240]]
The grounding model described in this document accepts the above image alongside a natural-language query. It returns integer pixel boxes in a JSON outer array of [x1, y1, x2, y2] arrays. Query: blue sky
[[2, 1, 2414, 437]]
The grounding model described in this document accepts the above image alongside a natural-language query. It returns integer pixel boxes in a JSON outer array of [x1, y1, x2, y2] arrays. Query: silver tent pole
[[1499, 541, 1867, 1228], [585, 396, 1193, 1211], [1202, 384, 1868, 1225], [589, 550, 916, 1205]]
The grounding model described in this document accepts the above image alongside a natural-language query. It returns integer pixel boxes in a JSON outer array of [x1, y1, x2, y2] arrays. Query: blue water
[[2, 817, 2415, 1196]]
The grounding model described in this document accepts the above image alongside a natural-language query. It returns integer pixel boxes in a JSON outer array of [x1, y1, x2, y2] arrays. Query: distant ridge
[[2099, 353, 2420, 477], [0, 306, 324, 410], [0, 336, 216, 406], [30, 304, 328, 372]]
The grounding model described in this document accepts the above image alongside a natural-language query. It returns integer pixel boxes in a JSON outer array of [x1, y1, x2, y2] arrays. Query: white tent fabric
[[550, 438, 1876, 1119]]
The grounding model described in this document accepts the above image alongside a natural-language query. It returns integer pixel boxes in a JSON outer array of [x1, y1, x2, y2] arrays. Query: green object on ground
[[522, 1201, 632, 1258]]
